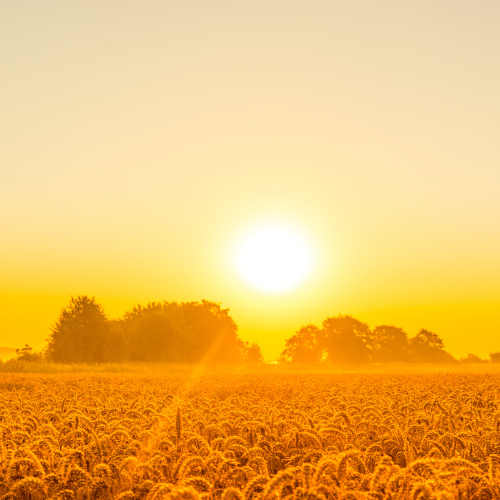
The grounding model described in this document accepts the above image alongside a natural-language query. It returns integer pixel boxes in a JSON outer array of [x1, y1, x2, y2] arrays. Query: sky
[[1, 1, 500, 361]]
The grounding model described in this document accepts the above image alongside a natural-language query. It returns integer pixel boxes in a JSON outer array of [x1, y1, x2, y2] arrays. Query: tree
[[121, 302, 184, 362], [121, 300, 244, 365], [176, 300, 243, 364], [322, 315, 371, 365], [126, 310, 183, 362], [280, 316, 374, 365], [460, 353, 488, 364], [408, 329, 455, 363], [46, 296, 124, 363], [490, 352, 500, 364], [279, 325, 323, 364], [371, 325, 411, 363], [245, 342, 265, 364], [15, 344, 44, 363]]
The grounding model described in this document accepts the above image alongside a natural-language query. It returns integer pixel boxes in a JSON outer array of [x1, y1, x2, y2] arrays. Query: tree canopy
[[371, 326, 411, 363], [46, 296, 124, 363], [280, 325, 323, 364], [120, 299, 244, 364], [280, 315, 457, 365], [244, 342, 265, 364], [46, 296, 248, 365], [322, 315, 371, 364]]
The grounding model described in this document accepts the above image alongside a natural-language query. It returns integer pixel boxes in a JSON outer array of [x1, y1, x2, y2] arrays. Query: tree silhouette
[[279, 325, 323, 364], [490, 352, 500, 364], [322, 315, 371, 365], [125, 310, 183, 362], [460, 353, 487, 364], [371, 325, 411, 363], [409, 329, 455, 363], [245, 342, 265, 364], [120, 300, 245, 365], [280, 316, 457, 366], [46, 296, 124, 363], [280, 317, 372, 365], [15, 344, 44, 363], [176, 300, 243, 364]]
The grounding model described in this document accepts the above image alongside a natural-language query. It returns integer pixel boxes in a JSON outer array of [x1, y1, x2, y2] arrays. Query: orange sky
[[1, 2, 500, 361]]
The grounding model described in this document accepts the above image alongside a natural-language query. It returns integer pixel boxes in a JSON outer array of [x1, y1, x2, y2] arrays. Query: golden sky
[[1, 2, 500, 361]]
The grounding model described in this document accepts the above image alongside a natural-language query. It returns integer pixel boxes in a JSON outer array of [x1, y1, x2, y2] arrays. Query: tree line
[[35, 296, 264, 365], [279, 314, 499, 365], [12, 296, 500, 366]]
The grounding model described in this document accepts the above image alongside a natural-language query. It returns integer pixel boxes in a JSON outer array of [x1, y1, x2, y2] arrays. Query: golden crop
[[0, 373, 499, 499]]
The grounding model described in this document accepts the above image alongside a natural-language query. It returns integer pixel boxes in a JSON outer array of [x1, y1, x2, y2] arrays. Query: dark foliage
[[280, 315, 458, 365], [15, 344, 44, 363], [46, 296, 248, 365], [244, 341, 265, 364], [46, 296, 125, 363], [490, 352, 500, 364]]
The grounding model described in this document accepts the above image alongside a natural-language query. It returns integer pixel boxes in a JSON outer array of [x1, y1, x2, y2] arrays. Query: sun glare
[[234, 223, 315, 294]]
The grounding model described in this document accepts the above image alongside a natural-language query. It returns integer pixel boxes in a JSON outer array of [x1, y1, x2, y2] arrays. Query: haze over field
[[1, 2, 500, 361]]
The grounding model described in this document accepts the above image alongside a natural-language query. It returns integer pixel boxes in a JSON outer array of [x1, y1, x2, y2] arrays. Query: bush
[[15, 345, 45, 363]]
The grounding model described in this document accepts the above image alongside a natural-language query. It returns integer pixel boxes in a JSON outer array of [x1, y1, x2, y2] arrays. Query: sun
[[233, 222, 315, 294]]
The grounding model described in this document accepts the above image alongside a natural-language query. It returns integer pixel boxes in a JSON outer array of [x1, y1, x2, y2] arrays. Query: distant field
[[1, 372, 499, 499]]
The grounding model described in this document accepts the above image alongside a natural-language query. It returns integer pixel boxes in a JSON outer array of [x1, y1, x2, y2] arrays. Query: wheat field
[[1, 373, 499, 499]]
